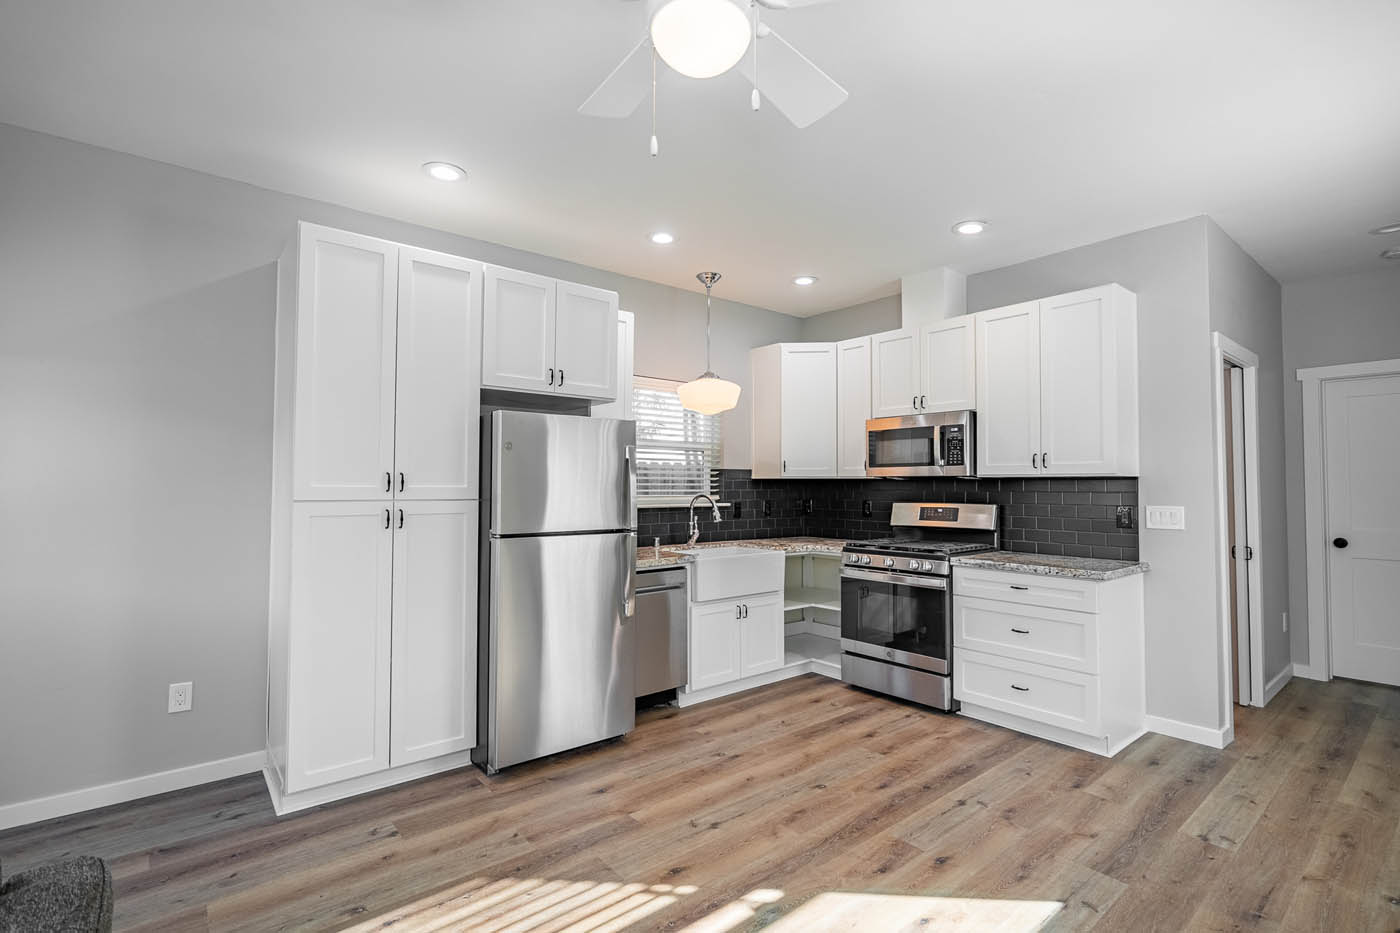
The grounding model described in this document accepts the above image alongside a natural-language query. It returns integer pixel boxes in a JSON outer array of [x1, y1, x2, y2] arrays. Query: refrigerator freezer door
[[485, 531, 636, 771], [489, 410, 635, 535]]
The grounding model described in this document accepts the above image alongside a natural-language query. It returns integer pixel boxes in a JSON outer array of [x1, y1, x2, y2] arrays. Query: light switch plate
[[1145, 506, 1185, 530]]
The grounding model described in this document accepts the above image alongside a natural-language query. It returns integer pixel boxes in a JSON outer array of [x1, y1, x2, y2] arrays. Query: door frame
[[1297, 356, 1400, 681], [1211, 333, 1265, 710]]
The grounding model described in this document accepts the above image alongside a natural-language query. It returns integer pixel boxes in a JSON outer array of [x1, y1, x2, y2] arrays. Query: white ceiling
[[1, 0, 1397, 316]]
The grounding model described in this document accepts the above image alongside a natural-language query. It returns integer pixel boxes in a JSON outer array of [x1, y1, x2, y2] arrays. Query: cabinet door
[[554, 281, 620, 400], [286, 502, 394, 792], [390, 501, 478, 767], [591, 311, 634, 420], [292, 226, 398, 500], [836, 337, 872, 477], [394, 248, 482, 500], [739, 593, 785, 678], [689, 601, 742, 690], [976, 302, 1042, 476], [482, 266, 556, 393], [780, 344, 838, 477], [920, 317, 976, 412], [1039, 288, 1118, 475], [870, 329, 921, 417]]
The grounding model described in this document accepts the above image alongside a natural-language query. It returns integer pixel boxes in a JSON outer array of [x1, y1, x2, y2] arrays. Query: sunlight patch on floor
[[343, 876, 698, 932], [720, 891, 1065, 932]]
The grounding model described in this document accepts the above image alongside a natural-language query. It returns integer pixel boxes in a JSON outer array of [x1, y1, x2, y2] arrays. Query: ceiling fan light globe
[[651, 0, 752, 79], [677, 374, 742, 414]]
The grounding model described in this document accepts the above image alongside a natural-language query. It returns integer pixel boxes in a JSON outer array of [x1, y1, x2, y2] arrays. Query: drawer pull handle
[[1010, 628, 1030, 635], [1011, 684, 1030, 692], [1009, 585, 1029, 591]]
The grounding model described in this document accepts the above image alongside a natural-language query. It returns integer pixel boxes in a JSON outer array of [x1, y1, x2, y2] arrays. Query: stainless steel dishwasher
[[634, 567, 688, 697]]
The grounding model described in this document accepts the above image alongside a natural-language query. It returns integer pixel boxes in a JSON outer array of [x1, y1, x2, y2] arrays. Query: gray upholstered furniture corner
[[0, 856, 113, 933]]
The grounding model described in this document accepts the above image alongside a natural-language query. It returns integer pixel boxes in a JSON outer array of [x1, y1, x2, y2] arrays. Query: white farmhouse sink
[[681, 546, 785, 602]]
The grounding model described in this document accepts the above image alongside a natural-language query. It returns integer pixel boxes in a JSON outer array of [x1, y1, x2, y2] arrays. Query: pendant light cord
[[705, 282, 713, 373]]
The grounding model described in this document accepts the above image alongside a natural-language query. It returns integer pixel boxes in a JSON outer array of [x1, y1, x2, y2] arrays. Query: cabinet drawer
[[953, 596, 1099, 674], [955, 649, 1100, 736], [953, 567, 1100, 613]]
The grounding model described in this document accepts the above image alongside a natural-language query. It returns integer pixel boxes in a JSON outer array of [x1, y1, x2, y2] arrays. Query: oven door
[[840, 567, 950, 674]]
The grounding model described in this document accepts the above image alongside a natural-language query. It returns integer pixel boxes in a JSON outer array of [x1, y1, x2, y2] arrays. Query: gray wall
[[798, 294, 902, 342], [1281, 265, 1400, 664], [1204, 222, 1289, 687], [0, 122, 799, 808], [967, 218, 1231, 733]]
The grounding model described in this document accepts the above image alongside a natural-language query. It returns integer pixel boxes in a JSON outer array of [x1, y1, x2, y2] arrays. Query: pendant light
[[677, 272, 742, 415]]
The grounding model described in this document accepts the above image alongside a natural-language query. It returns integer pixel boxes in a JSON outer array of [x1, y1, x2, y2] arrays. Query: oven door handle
[[842, 568, 947, 589]]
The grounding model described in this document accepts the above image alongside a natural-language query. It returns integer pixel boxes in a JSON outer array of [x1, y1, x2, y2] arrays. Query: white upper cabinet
[[481, 266, 557, 394], [836, 337, 872, 477], [920, 317, 977, 412], [285, 501, 394, 793], [870, 329, 921, 418], [554, 282, 620, 400], [1038, 287, 1137, 476], [481, 266, 619, 401], [976, 302, 1042, 476], [751, 343, 838, 479], [292, 226, 399, 500], [394, 248, 483, 501], [389, 500, 478, 768], [975, 285, 1138, 477]]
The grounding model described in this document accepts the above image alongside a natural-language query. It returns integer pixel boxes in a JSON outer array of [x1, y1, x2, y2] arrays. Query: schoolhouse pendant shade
[[681, 271, 741, 415]]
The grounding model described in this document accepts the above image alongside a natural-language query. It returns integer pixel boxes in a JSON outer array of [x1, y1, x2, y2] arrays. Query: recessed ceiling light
[[953, 220, 987, 236], [793, 275, 818, 286], [1371, 222, 1400, 236], [422, 161, 466, 182], [651, 232, 675, 245], [1382, 248, 1400, 261]]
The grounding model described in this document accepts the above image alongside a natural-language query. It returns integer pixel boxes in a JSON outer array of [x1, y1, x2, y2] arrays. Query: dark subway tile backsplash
[[637, 470, 1139, 562]]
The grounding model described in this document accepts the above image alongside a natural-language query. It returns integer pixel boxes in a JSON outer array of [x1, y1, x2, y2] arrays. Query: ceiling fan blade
[[755, 0, 842, 8], [738, 27, 848, 128], [579, 36, 652, 118]]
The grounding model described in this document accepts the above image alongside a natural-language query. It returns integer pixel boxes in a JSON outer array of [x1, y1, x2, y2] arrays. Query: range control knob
[[884, 558, 895, 568], [860, 555, 872, 565], [907, 559, 921, 571]]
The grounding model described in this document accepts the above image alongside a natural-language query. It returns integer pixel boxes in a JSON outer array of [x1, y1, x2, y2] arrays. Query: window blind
[[633, 376, 723, 506]]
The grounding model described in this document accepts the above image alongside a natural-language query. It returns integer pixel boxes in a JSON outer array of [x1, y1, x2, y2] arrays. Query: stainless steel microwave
[[866, 411, 975, 478]]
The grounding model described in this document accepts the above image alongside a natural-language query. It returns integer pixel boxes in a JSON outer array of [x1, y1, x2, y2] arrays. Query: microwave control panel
[[942, 425, 965, 466]]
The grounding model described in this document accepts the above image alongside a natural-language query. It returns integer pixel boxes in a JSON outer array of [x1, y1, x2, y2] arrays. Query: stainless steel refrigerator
[[474, 410, 637, 773]]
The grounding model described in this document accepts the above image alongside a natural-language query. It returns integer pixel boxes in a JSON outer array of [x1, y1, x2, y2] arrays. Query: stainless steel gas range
[[839, 502, 999, 710]]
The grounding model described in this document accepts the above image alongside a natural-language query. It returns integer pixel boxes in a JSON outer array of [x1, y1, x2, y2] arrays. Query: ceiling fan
[[579, 0, 848, 154]]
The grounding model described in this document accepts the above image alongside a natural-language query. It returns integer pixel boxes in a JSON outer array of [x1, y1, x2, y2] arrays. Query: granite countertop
[[635, 536, 847, 570], [950, 550, 1150, 582]]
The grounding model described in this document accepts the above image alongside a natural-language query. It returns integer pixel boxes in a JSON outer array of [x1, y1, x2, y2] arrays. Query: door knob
[[1333, 537, 1349, 549]]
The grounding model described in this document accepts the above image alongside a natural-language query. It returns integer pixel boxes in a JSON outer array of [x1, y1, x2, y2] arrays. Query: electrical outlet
[[733, 502, 742, 519], [168, 682, 193, 713], [763, 500, 772, 517], [862, 500, 873, 517], [1115, 506, 1136, 529], [803, 498, 815, 515]]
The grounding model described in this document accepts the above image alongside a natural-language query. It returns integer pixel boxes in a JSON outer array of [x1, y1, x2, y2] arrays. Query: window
[[633, 376, 723, 507]]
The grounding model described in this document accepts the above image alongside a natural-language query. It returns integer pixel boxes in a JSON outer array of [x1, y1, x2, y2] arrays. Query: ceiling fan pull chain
[[751, 4, 761, 111], [650, 45, 660, 157]]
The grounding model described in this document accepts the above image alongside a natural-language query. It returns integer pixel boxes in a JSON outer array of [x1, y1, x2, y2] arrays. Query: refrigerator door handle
[[623, 533, 637, 618], [624, 444, 637, 521]]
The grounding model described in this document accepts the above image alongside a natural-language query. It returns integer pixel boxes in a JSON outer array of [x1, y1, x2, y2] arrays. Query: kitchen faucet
[[688, 494, 722, 545]]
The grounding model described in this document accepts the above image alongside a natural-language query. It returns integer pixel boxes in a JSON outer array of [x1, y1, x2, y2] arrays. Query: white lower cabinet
[[953, 566, 1145, 757], [689, 601, 744, 691], [738, 592, 784, 678]]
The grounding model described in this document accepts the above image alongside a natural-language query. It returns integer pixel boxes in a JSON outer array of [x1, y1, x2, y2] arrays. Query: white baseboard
[[1292, 662, 1329, 682], [0, 751, 264, 832], [1145, 715, 1234, 749], [1262, 666, 1293, 705]]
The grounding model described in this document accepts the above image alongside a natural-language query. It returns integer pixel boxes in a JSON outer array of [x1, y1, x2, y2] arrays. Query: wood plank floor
[[2, 675, 1397, 932]]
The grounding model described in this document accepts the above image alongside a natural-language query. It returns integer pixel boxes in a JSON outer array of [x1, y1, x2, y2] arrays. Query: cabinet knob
[[1333, 537, 1349, 549]]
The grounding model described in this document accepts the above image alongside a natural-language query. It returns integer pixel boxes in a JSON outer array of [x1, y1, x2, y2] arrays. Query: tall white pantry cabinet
[[265, 223, 482, 814]]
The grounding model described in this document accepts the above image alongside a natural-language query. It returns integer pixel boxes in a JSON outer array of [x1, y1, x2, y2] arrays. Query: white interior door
[[394, 248, 482, 500], [836, 337, 872, 477], [292, 227, 398, 500], [390, 500, 478, 767], [870, 329, 920, 418], [780, 343, 837, 477], [1224, 364, 1251, 704], [975, 302, 1041, 476], [481, 266, 556, 393], [1039, 289, 1117, 475], [554, 281, 620, 400], [1326, 373, 1400, 687], [920, 318, 976, 412], [286, 502, 393, 792]]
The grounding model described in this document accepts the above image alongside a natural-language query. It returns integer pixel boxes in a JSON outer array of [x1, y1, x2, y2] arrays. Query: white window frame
[[632, 376, 723, 508]]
